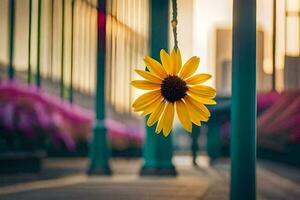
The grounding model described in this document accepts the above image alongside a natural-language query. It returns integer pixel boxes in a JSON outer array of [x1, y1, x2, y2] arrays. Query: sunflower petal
[[160, 49, 172, 74], [141, 97, 163, 116], [185, 95, 211, 117], [134, 95, 162, 113], [131, 80, 161, 90], [147, 100, 166, 126], [162, 103, 175, 137], [155, 115, 164, 134], [179, 56, 200, 79], [184, 96, 209, 122], [188, 92, 217, 105], [144, 56, 167, 79], [132, 90, 161, 108], [176, 49, 182, 68], [135, 69, 162, 84], [171, 48, 182, 74], [190, 115, 201, 126], [185, 74, 211, 85], [188, 85, 216, 98], [176, 100, 192, 132], [155, 102, 174, 136], [184, 100, 202, 126]]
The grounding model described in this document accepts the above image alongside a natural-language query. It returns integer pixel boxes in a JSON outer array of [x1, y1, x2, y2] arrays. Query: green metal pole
[[28, 0, 32, 84], [140, 0, 176, 176], [8, 0, 15, 80], [191, 124, 200, 166], [206, 118, 221, 162], [60, 0, 65, 98], [36, 0, 42, 87], [230, 0, 256, 199], [88, 0, 111, 175]]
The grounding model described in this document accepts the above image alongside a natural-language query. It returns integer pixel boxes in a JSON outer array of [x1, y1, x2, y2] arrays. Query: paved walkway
[[0, 157, 299, 200]]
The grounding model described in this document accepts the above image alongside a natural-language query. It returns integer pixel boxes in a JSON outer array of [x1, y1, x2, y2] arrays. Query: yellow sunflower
[[131, 48, 216, 137]]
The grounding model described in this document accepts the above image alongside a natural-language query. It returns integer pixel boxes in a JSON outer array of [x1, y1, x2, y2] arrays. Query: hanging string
[[171, 0, 178, 50]]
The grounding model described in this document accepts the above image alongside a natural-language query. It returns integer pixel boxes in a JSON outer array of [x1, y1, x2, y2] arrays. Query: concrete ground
[[0, 156, 299, 200]]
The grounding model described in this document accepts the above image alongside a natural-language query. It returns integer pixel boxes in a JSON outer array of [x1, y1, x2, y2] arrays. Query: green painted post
[[36, 0, 42, 87], [140, 0, 176, 176], [8, 0, 15, 80], [191, 124, 200, 166], [87, 0, 111, 175], [230, 0, 256, 200], [28, 0, 32, 84], [60, 0, 65, 98], [206, 119, 221, 162]]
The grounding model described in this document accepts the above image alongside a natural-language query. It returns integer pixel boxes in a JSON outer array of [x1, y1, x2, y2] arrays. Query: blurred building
[[215, 29, 272, 95]]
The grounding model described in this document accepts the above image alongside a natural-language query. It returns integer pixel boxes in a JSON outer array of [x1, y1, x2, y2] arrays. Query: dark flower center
[[161, 75, 188, 103]]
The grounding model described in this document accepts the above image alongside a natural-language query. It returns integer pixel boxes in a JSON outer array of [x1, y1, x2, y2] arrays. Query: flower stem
[[171, 0, 178, 50]]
